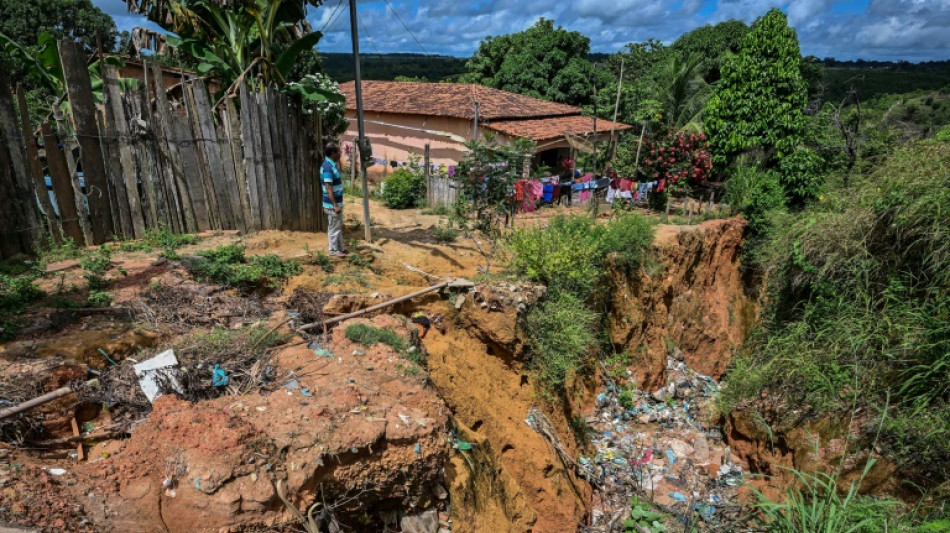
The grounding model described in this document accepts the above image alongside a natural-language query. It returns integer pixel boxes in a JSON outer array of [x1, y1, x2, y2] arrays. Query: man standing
[[322, 143, 347, 257]]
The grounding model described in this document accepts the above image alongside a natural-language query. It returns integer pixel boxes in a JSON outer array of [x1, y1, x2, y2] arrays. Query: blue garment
[[321, 159, 343, 210]]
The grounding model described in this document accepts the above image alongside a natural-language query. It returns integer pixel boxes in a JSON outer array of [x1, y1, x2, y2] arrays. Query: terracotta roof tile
[[485, 115, 634, 142], [340, 80, 581, 121]]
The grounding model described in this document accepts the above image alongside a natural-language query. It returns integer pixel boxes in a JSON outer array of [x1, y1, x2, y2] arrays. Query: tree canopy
[[0, 0, 118, 53], [462, 18, 597, 106]]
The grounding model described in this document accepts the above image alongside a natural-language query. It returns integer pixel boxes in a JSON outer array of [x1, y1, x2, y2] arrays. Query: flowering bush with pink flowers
[[640, 131, 713, 185]]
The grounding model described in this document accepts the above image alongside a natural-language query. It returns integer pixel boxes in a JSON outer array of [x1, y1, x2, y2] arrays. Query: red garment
[[514, 181, 525, 202], [620, 179, 633, 192], [630, 449, 653, 467], [657, 179, 666, 192]]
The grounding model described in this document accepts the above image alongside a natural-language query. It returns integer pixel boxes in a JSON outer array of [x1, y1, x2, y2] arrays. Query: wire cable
[[357, 12, 384, 59], [382, 0, 430, 56], [319, 0, 346, 33]]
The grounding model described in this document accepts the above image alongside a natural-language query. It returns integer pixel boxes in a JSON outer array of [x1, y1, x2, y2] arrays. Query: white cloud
[[94, 0, 950, 61]]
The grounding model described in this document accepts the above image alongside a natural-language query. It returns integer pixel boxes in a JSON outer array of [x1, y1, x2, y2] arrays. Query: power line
[[382, 0, 430, 56], [357, 12, 383, 59], [320, 0, 346, 33]]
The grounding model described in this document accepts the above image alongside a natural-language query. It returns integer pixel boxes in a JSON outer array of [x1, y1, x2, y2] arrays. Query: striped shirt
[[321, 159, 343, 209]]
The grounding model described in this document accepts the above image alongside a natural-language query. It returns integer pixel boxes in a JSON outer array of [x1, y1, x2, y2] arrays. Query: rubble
[[580, 356, 747, 531]]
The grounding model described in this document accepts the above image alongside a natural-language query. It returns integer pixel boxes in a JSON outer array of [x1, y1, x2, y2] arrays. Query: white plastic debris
[[133, 349, 183, 403], [48, 468, 67, 476]]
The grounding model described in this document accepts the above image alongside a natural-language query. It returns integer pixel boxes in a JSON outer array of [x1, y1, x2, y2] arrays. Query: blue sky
[[95, 0, 950, 62]]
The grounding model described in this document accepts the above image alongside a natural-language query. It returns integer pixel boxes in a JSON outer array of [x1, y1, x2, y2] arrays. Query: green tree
[[0, 0, 118, 53], [652, 53, 711, 130], [670, 20, 749, 83], [704, 9, 816, 202], [462, 18, 596, 106]]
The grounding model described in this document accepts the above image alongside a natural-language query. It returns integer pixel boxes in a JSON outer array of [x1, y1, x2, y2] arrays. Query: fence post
[[351, 139, 358, 188], [424, 143, 431, 207], [0, 77, 44, 257], [16, 85, 63, 244], [101, 65, 144, 238], [52, 106, 94, 245], [58, 41, 114, 243]]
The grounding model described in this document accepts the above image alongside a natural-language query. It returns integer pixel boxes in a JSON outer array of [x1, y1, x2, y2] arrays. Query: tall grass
[[505, 212, 655, 397], [723, 140, 950, 484]]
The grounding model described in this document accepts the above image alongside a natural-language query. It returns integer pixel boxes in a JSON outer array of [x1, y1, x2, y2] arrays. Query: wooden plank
[[265, 89, 288, 230], [299, 111, 312, 231], [173, 115, 211, 231], [214, 105, 245, 233], [256, 91, 280, 229], [223, 100, 252, 233], [186, 81, 235, 230], [96, 107, 129, 238], [16, 85, 63, 244], [237, 83, 262, 231], [58, 41, 114, 244], [279, 94, 299, 231], [183, 82, 219, 229], [0, 77, 44, 256], [246, 90, 271, 229], [149, 63, 190, 234], [127, 90, 162, 230], [101, 65, 144, 238], [40, 123, 84, 246], [51, 106, 94, 246]]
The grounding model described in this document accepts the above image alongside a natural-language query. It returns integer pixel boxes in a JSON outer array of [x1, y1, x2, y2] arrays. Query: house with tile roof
[[339, 81, 632, 172]]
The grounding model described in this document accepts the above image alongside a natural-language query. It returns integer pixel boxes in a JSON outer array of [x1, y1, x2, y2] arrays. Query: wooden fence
[[0, 41, 327, 260], [422, 143, 458, 208]]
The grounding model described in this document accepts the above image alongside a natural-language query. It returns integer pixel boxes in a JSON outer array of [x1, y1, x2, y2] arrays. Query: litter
[[670, 491, 687, 502], [133, 349, 183, 403], [300, 388, 313, 397], [283, 379, 300, 391], [48, 468, 67, 476], [212, 364, 229, 387]]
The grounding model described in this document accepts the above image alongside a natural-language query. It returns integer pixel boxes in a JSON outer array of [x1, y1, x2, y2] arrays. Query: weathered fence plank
[[223, 101, 252, 232], [101, 65, 143, 238], [16, 85, 63, 244], [51, 106, 94, 246], [97, 107, 131, 238], [58, 41, 114, 243], [0, 78, 44, 257], [149, 64, 190, 233], [41, 123, 84, 246], [189, 81, 238, 230], [256, 91, 280, 229], [238, 83, 263, 231], [174, 115, 212, 231]]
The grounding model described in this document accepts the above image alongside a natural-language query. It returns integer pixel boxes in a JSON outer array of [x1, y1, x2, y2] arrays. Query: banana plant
[[0, 31, 138, 116], [157, 0, 332, 99]]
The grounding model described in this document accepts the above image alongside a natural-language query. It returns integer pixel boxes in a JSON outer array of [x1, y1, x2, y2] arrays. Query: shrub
[[309, 251, 334, 273], [777, 146, 823, 205], [637, 130, 713, 185], [344, 323, 408, 352], [935, 124, 950, 142], [506, 213, 654, 301], [431, 220, 459, 243], [381, 167, 426, 209], [79, 247, 113, 291], [0, 273, 43, 340], [750, 467, 900, 533], [722, 140, 950, 482], [725, 166, 786, 236], [525, 292, 597, 396], [192, 245, 302, 290]]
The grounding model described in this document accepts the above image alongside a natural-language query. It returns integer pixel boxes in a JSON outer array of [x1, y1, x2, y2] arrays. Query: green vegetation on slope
[[722, 139, 950, 486]]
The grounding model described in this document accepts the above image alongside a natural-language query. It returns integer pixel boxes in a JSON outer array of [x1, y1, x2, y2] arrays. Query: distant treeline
[[818, 59, 950, 103], [321, 53, 467, 83], [321, 52, 950, 106]]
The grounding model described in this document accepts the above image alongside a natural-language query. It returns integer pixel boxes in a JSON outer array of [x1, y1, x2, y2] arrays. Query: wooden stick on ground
[[0, 379, 97, 421]]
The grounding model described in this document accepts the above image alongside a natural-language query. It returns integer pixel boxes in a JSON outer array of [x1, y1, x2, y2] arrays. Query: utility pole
[[349, 0, 372, 241], [610, 58, 625, 159], [592, 63, 598, 178], [473, 101, 480, 141]]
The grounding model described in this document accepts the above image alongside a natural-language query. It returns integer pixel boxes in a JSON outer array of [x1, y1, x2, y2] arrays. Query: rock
[[432, 482, 448, 500], [454, 295, 466, 310], [401, 508, 439, 533], [652, 387, 669, 402], [180, 255, 207, 271]]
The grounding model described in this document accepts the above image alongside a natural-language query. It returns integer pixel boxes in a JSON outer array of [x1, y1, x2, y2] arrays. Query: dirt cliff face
[[73, 314, 451, 532], [423, 284, 591, 533], [608, 218, 756, 390]]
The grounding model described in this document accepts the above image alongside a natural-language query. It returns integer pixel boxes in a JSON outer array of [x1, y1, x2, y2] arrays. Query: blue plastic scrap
[[414, 443, 422, 454], [670, 491, 687, 502], [300, 387, 313, 397], [665, 449, 677, 464], [212, 364, 229, 387]]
